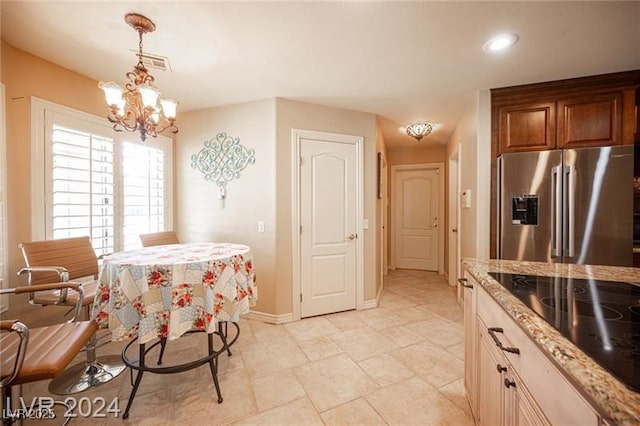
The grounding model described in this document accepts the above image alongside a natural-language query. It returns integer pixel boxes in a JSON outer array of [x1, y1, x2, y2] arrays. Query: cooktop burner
[[488, 272, 640, 393]]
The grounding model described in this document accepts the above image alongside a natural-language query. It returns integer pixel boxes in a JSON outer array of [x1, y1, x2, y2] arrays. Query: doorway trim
[[291, 129, 364, 321], [390, 162, 445, 274], [448, 145, 461, 289]]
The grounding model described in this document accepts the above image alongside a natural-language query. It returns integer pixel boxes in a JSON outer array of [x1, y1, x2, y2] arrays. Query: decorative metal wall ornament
[[191, 133, 256, 188]]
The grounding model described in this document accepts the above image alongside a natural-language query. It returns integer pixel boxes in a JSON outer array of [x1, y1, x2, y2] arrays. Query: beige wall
[[175, 99, 277, 315], [445, 90, 491, 264], [386, 146, 447, 165], [375, 118, 388, 295], [177, 98, 378, 316], [476, 90, 491, 259], [1, 40, 107, 286], [276, 98, 378, 312]]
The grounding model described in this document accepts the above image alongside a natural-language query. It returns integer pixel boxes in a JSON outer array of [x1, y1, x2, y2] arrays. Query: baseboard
[[362, 281, 384, 310], [242, 310, 294, 325], [443, 271, 449, 283]]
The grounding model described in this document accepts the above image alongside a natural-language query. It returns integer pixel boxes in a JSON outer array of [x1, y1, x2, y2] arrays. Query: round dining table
[[91, 242, 258, 418], [93, 242, 257, 343]]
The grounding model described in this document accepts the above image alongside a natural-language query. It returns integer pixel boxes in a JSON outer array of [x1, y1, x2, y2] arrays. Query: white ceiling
[[2, 1, 639, 150]]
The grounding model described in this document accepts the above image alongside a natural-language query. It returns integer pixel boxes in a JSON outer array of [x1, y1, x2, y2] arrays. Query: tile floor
[[18, 269, 474, 425]]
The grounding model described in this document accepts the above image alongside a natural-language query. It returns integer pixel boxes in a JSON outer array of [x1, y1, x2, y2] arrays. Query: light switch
[[363, 219, 369, 229], [461, 190, 472, 209], [258, 221, 265, 232]]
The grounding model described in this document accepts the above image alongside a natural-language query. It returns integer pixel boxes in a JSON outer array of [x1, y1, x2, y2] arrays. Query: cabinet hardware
[[488, 327, 521, 354], [504, 378, 516, 388], [458, 278, 473, 289], [496, 364, 507, 373]]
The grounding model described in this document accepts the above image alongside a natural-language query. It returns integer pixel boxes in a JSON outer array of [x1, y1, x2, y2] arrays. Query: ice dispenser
[[512, 195, 538, 225]]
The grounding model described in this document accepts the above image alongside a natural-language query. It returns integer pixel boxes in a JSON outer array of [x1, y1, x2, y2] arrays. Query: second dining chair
[[139, 230, 180, 247], [1, 283, 98, 423], [17, 236, 126, 395]]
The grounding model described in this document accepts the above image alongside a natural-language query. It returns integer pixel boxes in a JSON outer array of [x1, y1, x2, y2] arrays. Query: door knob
[[346, 234, 357, 241]]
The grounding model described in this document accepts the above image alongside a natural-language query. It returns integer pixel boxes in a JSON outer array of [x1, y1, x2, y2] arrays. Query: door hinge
[[300, 225, 302, 234], [300, 156, 304, 166], [300, 293, 302, 303]]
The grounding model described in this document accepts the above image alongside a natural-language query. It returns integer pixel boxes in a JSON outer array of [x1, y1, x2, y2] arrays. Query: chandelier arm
[[107, 115, 139, 132], [153, 123, 179, 135]]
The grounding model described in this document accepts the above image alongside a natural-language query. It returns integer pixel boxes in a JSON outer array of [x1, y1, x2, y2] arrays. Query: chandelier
[[405, 122, 433, 142], [99, 13, 178, 142]]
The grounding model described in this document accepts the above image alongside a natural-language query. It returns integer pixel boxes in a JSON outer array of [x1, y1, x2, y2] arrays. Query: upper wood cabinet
[[492, 71, 640, 155], [499, 101, 556, 153], [557, 91, 625, 149]]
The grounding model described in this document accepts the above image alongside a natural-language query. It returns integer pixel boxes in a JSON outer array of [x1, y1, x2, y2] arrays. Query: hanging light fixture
[[99, 13, 178, 142], [405, 122, 433, 142]]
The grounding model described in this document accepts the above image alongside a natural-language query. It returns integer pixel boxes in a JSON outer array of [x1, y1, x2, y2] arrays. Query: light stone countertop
[[462, 258, 640, 426]]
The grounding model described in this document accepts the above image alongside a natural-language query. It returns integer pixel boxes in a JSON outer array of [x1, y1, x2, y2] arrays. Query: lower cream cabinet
[[477, 317, 548, 426], [463, 271, 601, 425], [460, 273, 477, 417]]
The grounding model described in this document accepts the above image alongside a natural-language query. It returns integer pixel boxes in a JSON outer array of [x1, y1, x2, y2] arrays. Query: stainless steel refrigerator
[[498, 145, 633, 266]]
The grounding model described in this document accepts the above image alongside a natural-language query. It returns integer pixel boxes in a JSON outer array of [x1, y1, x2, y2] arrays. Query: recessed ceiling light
[[483, 33, 519, 52]]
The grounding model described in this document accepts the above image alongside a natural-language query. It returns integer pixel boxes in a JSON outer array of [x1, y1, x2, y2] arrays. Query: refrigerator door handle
[[551, 166, 562, 257], [564, 165, 575, 258]]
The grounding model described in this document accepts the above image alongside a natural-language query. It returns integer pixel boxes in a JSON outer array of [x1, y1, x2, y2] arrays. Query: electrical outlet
[[258, 221, 265, 232], [363, 219, 369, 229]]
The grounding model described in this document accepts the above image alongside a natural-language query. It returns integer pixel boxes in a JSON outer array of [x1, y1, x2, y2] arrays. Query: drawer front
[[476, 285, 599, 425]]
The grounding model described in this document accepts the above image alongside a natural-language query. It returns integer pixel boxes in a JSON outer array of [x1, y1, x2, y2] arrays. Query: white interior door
[[394, 167, 439, 271], [300, 137, 357, 317]]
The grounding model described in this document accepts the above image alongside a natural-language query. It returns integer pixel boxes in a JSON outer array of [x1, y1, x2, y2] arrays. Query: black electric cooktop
[[488, 272, 640, 393]]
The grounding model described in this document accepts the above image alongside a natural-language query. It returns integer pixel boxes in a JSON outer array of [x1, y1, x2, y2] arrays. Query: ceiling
[[2, 1, 639, 150]]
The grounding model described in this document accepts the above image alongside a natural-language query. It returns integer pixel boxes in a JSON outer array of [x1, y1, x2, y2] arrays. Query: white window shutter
[[121, 141, 167, 250], [51, 125, 115, 256]]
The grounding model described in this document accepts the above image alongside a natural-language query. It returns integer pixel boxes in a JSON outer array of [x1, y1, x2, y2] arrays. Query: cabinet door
[[508, 373, 550, 426], [477, 321, 507, 426], [557, 92, 622, 148], [462, 273, 478, 416], [499, 102, 556, 153]]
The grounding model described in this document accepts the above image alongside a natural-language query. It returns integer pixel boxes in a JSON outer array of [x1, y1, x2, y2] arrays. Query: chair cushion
[[0, 321, 98, 385]]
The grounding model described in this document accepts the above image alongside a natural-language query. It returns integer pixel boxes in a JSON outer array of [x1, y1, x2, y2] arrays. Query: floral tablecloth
[[92, 243, 257, 344]]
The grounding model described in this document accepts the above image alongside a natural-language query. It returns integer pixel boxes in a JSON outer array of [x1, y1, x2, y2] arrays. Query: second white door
[[300, 136, 357, 317], [394, 167, 439, 271]]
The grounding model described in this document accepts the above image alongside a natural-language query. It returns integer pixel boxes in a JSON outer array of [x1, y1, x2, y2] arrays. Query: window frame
[[30, 97, 173, 249], [0, 83, 7, 312]]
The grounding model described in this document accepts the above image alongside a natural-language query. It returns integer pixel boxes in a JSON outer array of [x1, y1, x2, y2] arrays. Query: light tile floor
[[17, 269, 474, 425]]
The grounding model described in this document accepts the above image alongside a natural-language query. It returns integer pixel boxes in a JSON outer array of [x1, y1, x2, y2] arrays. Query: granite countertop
[[463, 258, 640, 425]]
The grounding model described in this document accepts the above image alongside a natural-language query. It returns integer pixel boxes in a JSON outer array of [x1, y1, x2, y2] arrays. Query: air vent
[[130, 50, 171, 72]]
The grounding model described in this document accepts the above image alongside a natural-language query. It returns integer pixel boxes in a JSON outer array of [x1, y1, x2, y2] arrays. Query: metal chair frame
[[16, 237, 126, 395], [1, 283, 91, 426]]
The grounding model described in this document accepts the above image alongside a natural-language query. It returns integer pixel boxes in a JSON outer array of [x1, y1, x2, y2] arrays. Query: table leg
[[157, 338, 168, 365], [123, 343, 145, 419], [218, 322, 232, 356], [207, 333, 223, 404]]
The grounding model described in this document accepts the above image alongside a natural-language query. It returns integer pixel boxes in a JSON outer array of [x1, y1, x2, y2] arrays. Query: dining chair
[[17, 237, 126, 395], [1, 283, 98, 426], [139, 231, 180, 247]]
